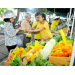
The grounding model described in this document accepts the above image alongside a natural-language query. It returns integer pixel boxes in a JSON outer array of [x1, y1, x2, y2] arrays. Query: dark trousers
[[6, 44, 17, 53], [23, 34, 31, 48]]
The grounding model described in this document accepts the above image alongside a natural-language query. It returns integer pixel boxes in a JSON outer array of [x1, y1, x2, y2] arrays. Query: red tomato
[[67, 49, 72, 56], [46, 38, 50, 40], [57, 51, 63, 57], [63, 52, 69, 57]]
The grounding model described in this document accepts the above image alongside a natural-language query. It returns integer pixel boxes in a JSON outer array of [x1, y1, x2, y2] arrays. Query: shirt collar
[[40, 21, 45, 24]]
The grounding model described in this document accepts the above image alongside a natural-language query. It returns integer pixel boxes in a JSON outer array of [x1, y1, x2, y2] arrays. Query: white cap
[[54, 16, 59, 19], [4, 10, 16, 19]]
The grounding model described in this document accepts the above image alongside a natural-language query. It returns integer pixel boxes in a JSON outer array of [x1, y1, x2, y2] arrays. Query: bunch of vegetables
[[26, 40, 49, 48], [11, 57, 21, 66], [51, 41, 73, 57], [53, 35, 62, 44], [7, 47, 27, 63], [26, 56, 53, 66], [25, 40, 44, 52]]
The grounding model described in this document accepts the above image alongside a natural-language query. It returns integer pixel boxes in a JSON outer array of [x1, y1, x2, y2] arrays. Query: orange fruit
[[53, 46, 57, 49], [62, 46, 69, 52], [67, 49, 72, 56], [63, 52, 69, 57], [57, 51, 63, 57], [52, 53, 57, 56], [67, 44, 73, 50]]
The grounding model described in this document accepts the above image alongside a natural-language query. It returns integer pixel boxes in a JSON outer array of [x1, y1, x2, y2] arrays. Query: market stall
[[3, 29, 74, 66], [3, 8, 75, 66]]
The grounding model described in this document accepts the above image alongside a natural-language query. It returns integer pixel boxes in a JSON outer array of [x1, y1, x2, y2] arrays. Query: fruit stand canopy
[[47, 8, 74, 17]]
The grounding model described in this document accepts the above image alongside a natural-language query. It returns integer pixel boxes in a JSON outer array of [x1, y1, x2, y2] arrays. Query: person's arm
[[31, 27, 36, 30], [5, 23, 21, 38], [27, 27, 45, 33]]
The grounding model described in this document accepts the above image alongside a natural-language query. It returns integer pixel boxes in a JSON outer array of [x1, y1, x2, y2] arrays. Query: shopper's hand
[[24, 29, 27, 33], [17, 27, 22, 31], [27, 30, 33, 33], [31, 27, 35, 30]]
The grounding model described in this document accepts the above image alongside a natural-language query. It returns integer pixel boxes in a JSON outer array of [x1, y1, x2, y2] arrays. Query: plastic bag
[[16, 35, 22, 45], [26, 33, 32, 37]]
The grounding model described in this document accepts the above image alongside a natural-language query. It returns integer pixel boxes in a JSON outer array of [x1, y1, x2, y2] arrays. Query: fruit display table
[[3, 29, 74, 66]]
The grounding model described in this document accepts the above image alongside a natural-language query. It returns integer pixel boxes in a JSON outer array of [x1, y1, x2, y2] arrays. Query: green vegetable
[[44, 62, 53, 66], [26, 42, 35, 46], [11, 57, 21, 66], [42, 59, 46, 62], [26, 56, 53, 66], [32, 42, 35, 46], [53, 35, 62, 43]]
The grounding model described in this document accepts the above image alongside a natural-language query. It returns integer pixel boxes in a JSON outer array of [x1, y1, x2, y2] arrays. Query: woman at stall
[[51, 17, 58, 30], [56, 17, 61, 25], [26, 14, 52, 40], [4, 10, 22, 52]]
